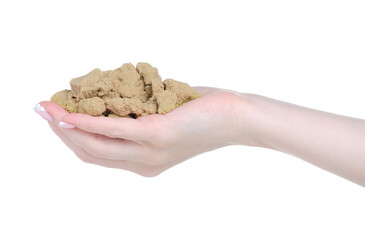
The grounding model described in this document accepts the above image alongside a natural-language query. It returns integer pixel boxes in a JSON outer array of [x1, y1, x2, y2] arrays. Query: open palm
[[41, 87, 246, 176]]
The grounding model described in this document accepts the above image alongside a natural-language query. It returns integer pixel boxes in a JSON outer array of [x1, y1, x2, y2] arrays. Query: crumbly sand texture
[[51, 62, 201, 117]]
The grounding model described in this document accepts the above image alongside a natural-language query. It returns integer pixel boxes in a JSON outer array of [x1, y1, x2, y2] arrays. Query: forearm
[[237, 94, 365, 186]]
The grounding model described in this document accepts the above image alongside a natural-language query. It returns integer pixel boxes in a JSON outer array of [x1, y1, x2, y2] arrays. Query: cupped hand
[[39, 87, 250, 176]]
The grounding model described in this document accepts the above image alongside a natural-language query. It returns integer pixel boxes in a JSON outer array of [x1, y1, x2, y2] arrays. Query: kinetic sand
[[51, 63, 201, 118]]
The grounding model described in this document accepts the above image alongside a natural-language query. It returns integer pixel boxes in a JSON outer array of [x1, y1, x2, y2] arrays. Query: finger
[[60, 127, 147, 162], [60, 112, 150, 141], [39, 101, 70, 122], [41, 100, 152, 141], [48, 122, 167, 176]]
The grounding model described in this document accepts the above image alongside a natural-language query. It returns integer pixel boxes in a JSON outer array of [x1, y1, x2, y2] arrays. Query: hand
[[38, 86, 365, 185], [39, 87, 251, 177]]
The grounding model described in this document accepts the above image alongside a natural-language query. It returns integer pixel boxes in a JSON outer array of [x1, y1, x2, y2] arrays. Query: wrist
[[230, 93, 271, 148]]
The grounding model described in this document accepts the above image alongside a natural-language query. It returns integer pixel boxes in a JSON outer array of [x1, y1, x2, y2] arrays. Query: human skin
[[35, 87, 365, 186]]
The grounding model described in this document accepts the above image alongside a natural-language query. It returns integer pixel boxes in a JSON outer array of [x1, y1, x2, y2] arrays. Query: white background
[[1, 0, 364, 239]]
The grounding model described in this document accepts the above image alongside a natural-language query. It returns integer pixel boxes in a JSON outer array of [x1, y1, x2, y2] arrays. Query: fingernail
[[59, 121, 75, 129], [34, 103, 53, 121]]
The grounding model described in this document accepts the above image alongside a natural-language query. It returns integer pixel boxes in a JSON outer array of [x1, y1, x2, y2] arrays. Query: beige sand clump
[[51, 62, 202, 118]]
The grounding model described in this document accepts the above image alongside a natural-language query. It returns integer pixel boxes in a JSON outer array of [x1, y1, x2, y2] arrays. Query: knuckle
[[106, 129, 120, 139], [88, 147, 106, 158], [139, 166, 163, 178], [141, 171, 160, 178], [83, 136, 107, 158], [74, 151, 93, 164]]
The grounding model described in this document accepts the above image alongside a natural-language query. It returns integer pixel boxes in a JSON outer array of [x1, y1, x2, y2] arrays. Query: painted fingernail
[[59, 121, 75, 129], [34, 103, 53, 121]]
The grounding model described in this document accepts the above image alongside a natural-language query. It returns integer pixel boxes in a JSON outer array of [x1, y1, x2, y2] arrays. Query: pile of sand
[[51, 62, 201, 118]]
